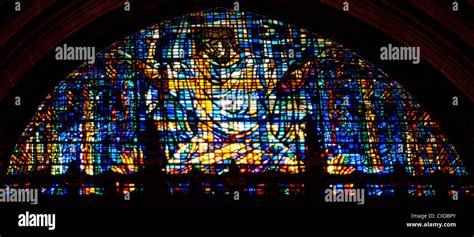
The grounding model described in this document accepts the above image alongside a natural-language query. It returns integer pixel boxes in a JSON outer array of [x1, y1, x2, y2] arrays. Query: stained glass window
[[366, 184, 395, 197], [7, 9, 467, 194], [408, 184, 436, 197]]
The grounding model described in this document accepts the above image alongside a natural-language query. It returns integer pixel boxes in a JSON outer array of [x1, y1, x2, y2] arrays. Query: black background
[[0, 0, 472, 234]]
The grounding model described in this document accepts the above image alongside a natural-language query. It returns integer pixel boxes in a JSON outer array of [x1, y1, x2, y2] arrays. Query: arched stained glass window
[[8, 9, 467, 184]]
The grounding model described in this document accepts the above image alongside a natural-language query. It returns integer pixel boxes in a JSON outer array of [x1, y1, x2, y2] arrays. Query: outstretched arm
[[113, 48, 164, 88]]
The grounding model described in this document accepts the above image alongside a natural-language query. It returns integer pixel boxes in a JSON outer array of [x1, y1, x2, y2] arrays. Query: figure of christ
[[124, 27, 315, 174]]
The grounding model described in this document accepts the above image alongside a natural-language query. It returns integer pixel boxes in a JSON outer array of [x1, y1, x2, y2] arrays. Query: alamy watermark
[[55, 44, 96, 64], [18, 211, 55, 231], [380, 44, 420, 64], [0, 186, 38, 205], [324, 187, 365, 205]]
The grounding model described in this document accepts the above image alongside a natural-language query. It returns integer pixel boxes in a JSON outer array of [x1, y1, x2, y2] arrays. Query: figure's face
[[203, 38, 235, 65]]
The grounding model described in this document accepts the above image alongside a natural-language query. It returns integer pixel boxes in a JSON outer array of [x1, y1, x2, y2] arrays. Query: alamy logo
[[0, 187, 38, 205], [18, 211, 56, 231], [380, 44, 420, 64], [324, 187, 365, 205], [55, 44, 96, 64]]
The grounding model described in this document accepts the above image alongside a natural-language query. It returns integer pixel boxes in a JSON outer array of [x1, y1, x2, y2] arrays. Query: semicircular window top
[[8, 9, 467, 183]]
